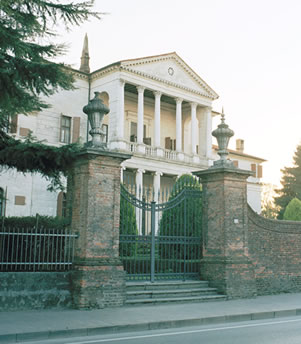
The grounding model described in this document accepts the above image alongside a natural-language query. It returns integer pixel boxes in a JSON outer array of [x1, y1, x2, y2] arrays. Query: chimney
[[236, 139, 244, 153], [79, 33, 90, 73]]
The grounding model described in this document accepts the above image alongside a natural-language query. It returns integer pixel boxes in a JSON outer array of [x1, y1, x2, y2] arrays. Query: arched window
[[57, 192, 67, 218], [0, 188, 5, 216]]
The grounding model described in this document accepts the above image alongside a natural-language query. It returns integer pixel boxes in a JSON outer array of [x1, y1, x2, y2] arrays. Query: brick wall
[[248, 206, 301, 295]]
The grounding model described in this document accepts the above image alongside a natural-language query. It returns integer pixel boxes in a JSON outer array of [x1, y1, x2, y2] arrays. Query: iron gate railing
[[119, 176, 202, 281]]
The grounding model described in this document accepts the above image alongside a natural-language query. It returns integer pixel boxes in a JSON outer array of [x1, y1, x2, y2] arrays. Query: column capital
[[155, 171, 163, 177], [190, 102, 198, 109], [137, 168, 145, 174], [154, 91, 162, 98], [137, 86, 145, 93], [119, 79, 125, 87], [176, 98, 183, 105]]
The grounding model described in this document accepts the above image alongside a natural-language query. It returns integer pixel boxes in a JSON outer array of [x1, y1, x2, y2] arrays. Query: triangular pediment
[[120, 52, 218, 100]]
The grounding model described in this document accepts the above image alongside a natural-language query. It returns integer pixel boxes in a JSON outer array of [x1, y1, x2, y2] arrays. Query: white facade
[[0, 52, 265, 217]]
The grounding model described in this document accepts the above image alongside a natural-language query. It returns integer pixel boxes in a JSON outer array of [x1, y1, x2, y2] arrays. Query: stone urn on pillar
[[212, 109, 234, 167], [83, 91, 109, 148], [193, 110, 257, 299], [70, 94, 132, 309]]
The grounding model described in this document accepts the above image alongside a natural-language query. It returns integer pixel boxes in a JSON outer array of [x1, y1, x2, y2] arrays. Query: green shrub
[[119, 187, 138, 257], [0, 215, 70, 231], [283, 198, 301, 221]]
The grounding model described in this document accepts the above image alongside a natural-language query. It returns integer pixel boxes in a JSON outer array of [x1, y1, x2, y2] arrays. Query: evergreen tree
[[119, 185, 138, 257], [275, 144, 301, 219], [283, 198, 301, 221], [0, 1, 101, 187]]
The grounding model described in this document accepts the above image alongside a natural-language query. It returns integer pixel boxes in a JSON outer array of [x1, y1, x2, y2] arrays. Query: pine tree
[[283, 198, 301, 221], [275, 144, 301, 219], [0, 1, 101, 186]]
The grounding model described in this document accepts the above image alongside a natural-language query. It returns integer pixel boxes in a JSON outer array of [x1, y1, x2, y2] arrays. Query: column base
[[192, 154, 200, 164], [155, 147, 164, 158], [200, 256, 257, 299], [71, 258, 126, 309], [177, 151, 185, 161], [136, 143, 146, 154], [109, 139, 128, 151]]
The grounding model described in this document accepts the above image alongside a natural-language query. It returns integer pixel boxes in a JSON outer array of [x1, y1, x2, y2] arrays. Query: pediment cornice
[[120, 65, 216, 100], [88, 52, 219, 100], [120, 53, 219, 100]]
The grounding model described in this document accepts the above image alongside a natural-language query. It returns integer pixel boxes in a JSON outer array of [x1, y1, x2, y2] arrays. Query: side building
[[0, 38, 265, 217]]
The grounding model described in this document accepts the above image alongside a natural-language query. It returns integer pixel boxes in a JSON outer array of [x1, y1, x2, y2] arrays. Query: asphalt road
[[24, 316, 301, 344]]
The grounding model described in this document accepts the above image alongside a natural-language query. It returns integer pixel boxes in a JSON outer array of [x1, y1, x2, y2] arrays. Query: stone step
[[125, 294, 227, 306], [126, 280, 209, 291], [126, 287, 219, 300]]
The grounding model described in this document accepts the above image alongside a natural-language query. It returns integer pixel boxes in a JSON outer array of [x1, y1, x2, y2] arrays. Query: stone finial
[[212, 108, 235, 168], [79, 33, 90, 73], [83, 92, 109, 148]]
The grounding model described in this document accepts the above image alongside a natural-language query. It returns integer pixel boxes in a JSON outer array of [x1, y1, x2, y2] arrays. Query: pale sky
[[59, 0, 301, 186]]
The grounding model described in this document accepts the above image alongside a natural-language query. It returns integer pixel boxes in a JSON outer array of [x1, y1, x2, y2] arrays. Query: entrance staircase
[[125, 280, 227, 306]]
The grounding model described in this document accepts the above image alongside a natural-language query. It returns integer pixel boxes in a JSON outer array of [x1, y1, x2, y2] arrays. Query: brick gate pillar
[[194, 166, 257, 299], [70, 148, 131, 308]]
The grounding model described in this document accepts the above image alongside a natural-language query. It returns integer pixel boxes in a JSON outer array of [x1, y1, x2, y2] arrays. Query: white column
[[135, 168, 144, 197], [191, 102, 197, 154], [120, 164, 126, 183], [118, 79, 125, 139], [205, 107, 212, 159], [135, 168, 145, 234], [153, 171, 162, 234], [176, 98, 183, 151], [137, 86, 145, 144], [153, 171, 162, 202], [154, 91, 162, 147]]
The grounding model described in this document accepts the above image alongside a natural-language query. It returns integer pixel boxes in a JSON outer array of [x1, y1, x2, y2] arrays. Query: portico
[[109, 79, 213, 163]]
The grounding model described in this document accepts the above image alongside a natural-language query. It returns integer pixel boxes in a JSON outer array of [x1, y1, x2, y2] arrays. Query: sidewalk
[[1, 293, 301, 343]]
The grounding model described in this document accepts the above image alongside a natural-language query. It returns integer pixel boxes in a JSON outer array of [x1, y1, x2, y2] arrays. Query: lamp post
[[212, 109, 235, 168], [83, 92, 109, 148]]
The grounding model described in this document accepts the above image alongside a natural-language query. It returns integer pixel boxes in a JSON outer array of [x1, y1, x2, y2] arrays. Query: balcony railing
[[123, 140, 201, 164]]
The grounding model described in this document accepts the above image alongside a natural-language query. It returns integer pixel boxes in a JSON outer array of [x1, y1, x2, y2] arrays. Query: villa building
[[0, 35, 265, 218]]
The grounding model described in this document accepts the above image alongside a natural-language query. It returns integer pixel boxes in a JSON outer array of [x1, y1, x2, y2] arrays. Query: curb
[[1, 309, 301, 343]]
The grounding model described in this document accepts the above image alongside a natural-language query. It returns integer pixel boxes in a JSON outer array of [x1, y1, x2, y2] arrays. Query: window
[[130, 122, 137, 142], [10, 115, 18, 134], [57, 192, 67, 218], [60, 115, 71, 143], [165, 137, 176, 150], [130, 122, 147, 142], [0, 188, 5, 216]]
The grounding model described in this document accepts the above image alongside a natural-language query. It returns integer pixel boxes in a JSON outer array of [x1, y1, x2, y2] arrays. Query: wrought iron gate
[[119, 177, 202, 282]]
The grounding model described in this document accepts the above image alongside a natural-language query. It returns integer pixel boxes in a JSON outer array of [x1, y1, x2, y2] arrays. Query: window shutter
[[257, 165, 263, 178], [10, 115, 18, 134], [72, 117, 81, 143], [165, 137, 171, 149], [251, 164, 257, 174], [57, 192, 64, 217]]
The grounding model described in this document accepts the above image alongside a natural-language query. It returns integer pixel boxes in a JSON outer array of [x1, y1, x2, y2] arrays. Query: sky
[[58, 0, 301, 186]]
